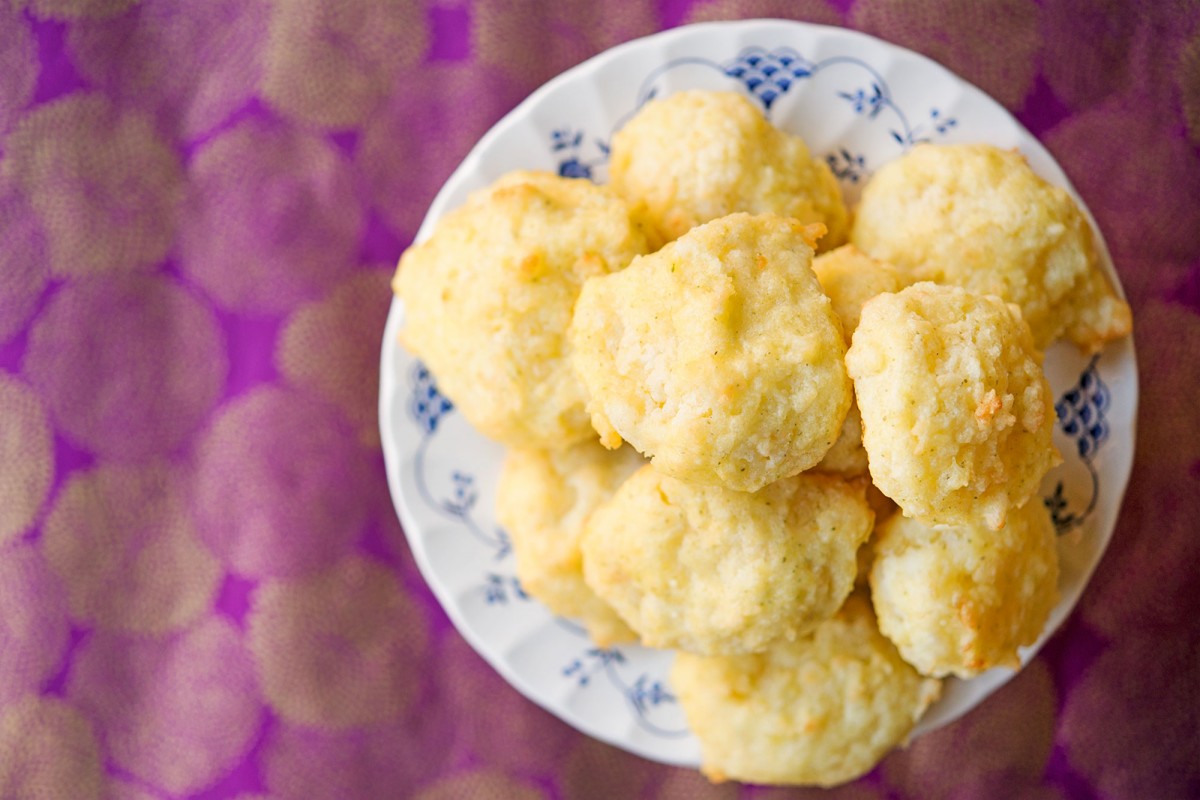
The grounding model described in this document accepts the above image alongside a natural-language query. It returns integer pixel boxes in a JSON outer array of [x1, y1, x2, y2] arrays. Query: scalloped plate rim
[[379, 18, 1139, 768]]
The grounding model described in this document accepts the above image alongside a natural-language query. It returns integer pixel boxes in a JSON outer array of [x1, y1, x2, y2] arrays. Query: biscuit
[[581, 466, 873, 656], [850, 143, 1131, 351], [570, 212, 851, 492], [810, 245, 905, 478], [869, 499, 1060, 677], [846, 283, 1060, 530], [394, 170, 655, 449], [495, 442, 643, 646], [854, 487, 896, 587], [671, 594, 941, 787], [814, 401, 868, 478], [609, 90, 848, 247], [812, 244, 906, 345]]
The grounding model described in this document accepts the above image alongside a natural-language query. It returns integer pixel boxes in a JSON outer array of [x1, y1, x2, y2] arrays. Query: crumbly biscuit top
[[570, 212, 851, 492]]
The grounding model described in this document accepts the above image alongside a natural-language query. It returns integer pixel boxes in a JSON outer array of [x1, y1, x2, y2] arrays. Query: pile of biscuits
[[393, 90, 1131, 787]]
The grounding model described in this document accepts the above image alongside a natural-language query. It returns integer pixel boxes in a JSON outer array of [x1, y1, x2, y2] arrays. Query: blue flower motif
[[1056, 357, 1110, 460], [483, 573, 529, 605], [409, 362, 453, 434], [494, 527, 513, 560], [928, 107, 958, 135], [826, 148, 868, 184], [1043, 356, 1109, 534], [445, 471, 478, 516], [548, 128, 606, 182], [562, 647, 626, 687], [628, 675, 674, 715], [1043, 480, 1075, 533], [557, 158, 592, 179], [838, 83, 885, 117], [894, 107, 958, 146], [551, 128, 583, 152], [723, 47, 813, 109]]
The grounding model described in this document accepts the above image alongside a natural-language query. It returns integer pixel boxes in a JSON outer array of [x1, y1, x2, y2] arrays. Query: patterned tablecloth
[[1, 0, 1198, 798]]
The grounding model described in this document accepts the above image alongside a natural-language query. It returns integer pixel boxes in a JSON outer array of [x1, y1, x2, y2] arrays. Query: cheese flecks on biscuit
[[870, 500, 1060, 678], [581, 466, 872, 656], [495, 441, 643, 647], [846, 282, 1060, 530], [850, 143, 1131, 351], [394, 170, 655, 449], [610, 90, 848, 248], [811, 245, 907, 478], [570, 212, 851, 492], [671, 594, 941, 787]]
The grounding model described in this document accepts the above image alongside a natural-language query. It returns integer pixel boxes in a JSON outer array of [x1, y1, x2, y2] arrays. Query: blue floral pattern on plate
[[407, 361, 683, 736], [549, 46, 958, 184], [382, 23, 1136, 766], [1045, 355, 1109, 533]]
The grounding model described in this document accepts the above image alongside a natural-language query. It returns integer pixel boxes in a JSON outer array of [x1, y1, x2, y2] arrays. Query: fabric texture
[[1, 0, 1198, 798]]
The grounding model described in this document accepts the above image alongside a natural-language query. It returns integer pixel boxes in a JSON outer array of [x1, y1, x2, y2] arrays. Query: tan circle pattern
[[882, 659, 1056, 799], [439, 633, 581, 774], [248, 556, 427, 728], [262, 0, 428, 128], [67, 0, 270, 140], [0, 546, 69, 707], [192, 386, 372, 577], [1039, 0, 1138, 109], [0, 5, 37, 138], [852, 0, 1040, 109], [756, 785, 885, 800], [1180, 31, 1200, 145], [355, 64, 527, 239], [655, 768, 740, 800], [0, 374, 53, 546], [0, 696, 104, 800], [263, 716, 455, 800], [22, 274, 227, 461], [10, 0, 139, 20], [1044, 94, 1200, 263], [0, 181, 50, 345], [43, 462, 222, 634], [686, 0, 841, 25], [106, 778, 163, 800], [67, 618, 262, 795], [277, 268, 392, 447], [473, 0, 658, 86], [563, 738, 656, 800], [3, 94, 183, 276], [178, 120, 363, 313], [413, 770, 545, 800], [1079, 301, 1200, 637], [1060, 632, 1200, 799]]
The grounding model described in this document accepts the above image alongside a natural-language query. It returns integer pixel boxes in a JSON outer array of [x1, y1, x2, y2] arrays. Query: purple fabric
[[0, 1, 1198, 798]]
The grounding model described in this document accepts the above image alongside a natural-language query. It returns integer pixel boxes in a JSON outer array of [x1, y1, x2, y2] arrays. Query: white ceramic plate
[[379, 19, 1137, 768]]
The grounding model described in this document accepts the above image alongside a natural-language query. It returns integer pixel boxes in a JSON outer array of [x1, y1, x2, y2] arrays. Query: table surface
[[1, 1, 1197, 799]]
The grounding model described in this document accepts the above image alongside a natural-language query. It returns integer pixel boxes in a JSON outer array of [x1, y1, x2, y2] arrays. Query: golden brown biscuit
[[581, 466, 872, 656], [671, 594, 941, 787], [609, 90, 848, 247], [850, 143, 1131, 351], [854, 486, 896, 588], [394, 171, 655, 449], [845, 282, 1060, 530], [495, 442, 643, 647], [813, 401, 869, 478], [810, 245, 905, 478], [812, 244, 906, 345], [570, 212, 851, 492], [869, 500, 1060, 678]]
